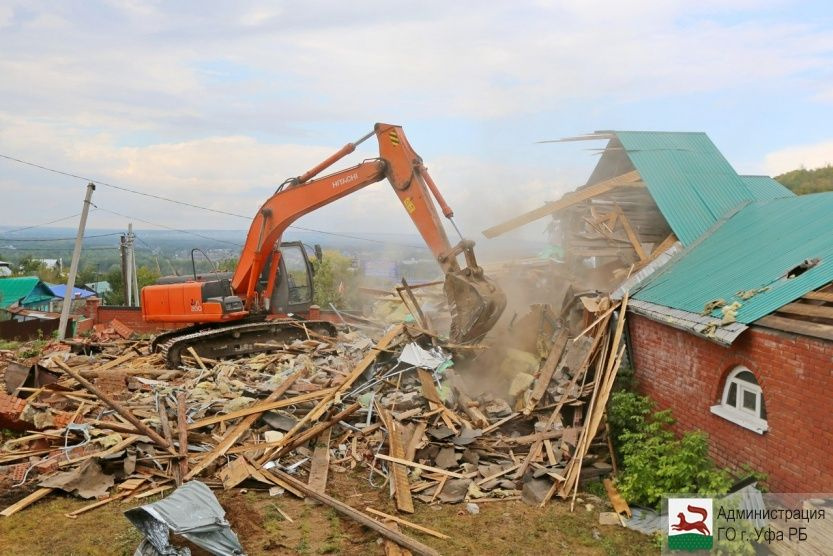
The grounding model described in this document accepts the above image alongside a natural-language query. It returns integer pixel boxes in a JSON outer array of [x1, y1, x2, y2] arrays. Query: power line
[[0, 152, 249, 220], [0, 152, 426, 249], [0, 232, 123, 242], [1, 212, 83, 234], [94, 205, 245, 247]]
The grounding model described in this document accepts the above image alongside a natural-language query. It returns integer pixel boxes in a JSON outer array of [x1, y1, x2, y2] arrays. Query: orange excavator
[[141, 123, 505, 367]]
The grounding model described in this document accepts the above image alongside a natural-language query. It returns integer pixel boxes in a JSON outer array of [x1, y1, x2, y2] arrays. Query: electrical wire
[[1, 212, 83, 233], [94, 205, 245, 247], [0, 152, 427, 249], [0, 232, 123, 242]]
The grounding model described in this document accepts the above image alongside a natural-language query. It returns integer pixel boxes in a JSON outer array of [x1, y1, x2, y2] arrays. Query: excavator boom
[[142, 123, 505, 358]]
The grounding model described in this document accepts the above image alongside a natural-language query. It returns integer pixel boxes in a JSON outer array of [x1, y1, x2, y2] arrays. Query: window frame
[[710, 366, 769, 434]]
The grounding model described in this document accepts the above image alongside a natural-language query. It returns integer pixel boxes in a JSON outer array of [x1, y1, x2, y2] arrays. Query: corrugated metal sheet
[[633, 193, 833, 324], [0, 277, 55, 309], [614, 131, 755, 246], [739, 175, 794, 201], [628, 299, 747, 345]]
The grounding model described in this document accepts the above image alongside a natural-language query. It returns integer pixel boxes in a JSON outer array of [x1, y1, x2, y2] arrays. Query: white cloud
[[764, 140, 833, 175], [0, 1, 832, 237]]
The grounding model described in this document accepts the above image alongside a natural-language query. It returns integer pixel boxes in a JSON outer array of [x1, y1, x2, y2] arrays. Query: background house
[[0, 276, 57, 316]]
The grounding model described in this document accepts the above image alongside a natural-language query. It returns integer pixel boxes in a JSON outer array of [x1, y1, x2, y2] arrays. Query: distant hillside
[[775, 165, 833, 195]]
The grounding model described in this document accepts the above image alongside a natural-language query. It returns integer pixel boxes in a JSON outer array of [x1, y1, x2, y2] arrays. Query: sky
[[1, 0, 832, 245]]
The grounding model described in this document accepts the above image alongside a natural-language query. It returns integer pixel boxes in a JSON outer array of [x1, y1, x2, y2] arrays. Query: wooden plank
[[448, 372, 489, 428], [65, 490, 132, 518], [482, 171, 641, 238], [518, 309, 614, 479], [184, 369, 301, 480], [257, 325, 404, 464], [756, 315, 833, 342], [378, 407, 414, 513], [176, 391, 189, 479], [0, 488, 54, 517], [268, 469, 440, 556], [776, 302, 833, 320], [617, 208, 648, 261], [53, 358, 175, 454], [272, 402, 360, 459], [307, 427, 332, 495], [417, 369, 460, 430], [187, 388, 334, 430], [95, 349, 138, 372], [803, 291, 833, 303], [603, 478, 631, 517], [404, 422, 427, 462], [524, 328, 570, 414], [475, 464, 521, 487], [383, 519, 413, 556], [375, 454, 467, 479], [365, 507, 450, 540]]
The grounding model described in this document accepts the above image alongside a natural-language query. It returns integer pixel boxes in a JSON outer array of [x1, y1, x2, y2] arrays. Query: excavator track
[[155, 320, 339, 369]]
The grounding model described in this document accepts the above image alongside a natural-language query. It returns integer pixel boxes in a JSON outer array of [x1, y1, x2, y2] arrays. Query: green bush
[[608, 391, 732, 509]]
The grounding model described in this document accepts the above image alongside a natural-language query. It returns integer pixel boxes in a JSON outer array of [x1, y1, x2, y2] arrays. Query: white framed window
[[710, 366, 768, 434]]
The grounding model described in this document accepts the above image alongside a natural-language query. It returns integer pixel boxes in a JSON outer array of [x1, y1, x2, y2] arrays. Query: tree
[[312, 250, 359, 308], [775, 165, 833, 195], [104, 266, 160, 305]]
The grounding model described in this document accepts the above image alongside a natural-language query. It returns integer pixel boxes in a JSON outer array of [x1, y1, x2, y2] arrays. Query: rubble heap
[[0, 292, 628, 552]]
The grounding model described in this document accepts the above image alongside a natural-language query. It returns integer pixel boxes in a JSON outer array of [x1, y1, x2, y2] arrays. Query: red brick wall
[[628, 313, 833, 493], [94, 306, 182, 333]]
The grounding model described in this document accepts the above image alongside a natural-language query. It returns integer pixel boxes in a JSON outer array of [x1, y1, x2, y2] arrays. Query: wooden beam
[[482, 171, 641, 238], [53, 358, 175, 454], [187, 389, 334, 430], [378, 407, 414, 513], [756, 315, 833, 342], [776, 302, 833, 320], [365, 507, 450, 540], [176, 391, 189, 479], [184, 369, 301, 480], [0, 488, 53, 517], [616, 208, 647, 261], [803, 291, 833, 303], [307, 427, 331, 495], [524, 328, 570, 415], [375, 454, 467, 479], [268, 469, 440, 556], [257, 325, 404, 464]]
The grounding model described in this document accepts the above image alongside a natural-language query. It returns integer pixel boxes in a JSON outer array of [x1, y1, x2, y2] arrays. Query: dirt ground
[[0, 472, 656, 555]]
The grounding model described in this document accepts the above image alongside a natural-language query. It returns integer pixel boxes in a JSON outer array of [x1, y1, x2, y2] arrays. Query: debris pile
[[0, 291, 628, 551]]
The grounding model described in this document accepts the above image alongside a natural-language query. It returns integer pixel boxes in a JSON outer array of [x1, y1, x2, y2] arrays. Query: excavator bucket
[[444, 269, 506, 344]]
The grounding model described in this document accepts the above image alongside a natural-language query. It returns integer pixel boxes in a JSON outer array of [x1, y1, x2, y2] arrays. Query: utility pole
[[129, 223, 139, 306], [58, 182, 95, 340], [120, 233, 129, 304]]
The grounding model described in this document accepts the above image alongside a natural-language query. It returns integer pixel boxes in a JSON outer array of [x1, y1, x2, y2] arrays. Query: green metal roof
[[739, 175, 794, 201], [0, 276, 54, 309], [632, 193, 833, 324], [614, 131, 758, 245]]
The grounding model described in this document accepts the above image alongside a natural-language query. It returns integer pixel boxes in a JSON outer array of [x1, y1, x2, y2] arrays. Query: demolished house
[[487, 130, 830, 493]]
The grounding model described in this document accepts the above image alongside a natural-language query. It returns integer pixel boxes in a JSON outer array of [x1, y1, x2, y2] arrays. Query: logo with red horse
[[668, 498, 714, 551]]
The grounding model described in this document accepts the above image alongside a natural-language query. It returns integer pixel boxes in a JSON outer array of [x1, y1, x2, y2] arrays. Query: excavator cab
[[267, 241, 315, 315]]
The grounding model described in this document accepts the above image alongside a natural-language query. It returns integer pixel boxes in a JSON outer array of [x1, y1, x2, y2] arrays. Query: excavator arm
[[232, 122, 505, 342], [142, 123, 505, 344]]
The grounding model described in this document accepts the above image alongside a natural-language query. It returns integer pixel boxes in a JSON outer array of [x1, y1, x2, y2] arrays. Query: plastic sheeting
[[397, 342, 449, 370], [124, 480, 245, 556]]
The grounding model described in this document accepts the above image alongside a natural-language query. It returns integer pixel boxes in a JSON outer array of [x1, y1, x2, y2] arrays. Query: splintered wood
[[0, 285, 630, 555]]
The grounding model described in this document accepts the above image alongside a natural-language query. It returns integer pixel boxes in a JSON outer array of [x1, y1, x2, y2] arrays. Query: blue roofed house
[[490, 130, 830, 493]]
